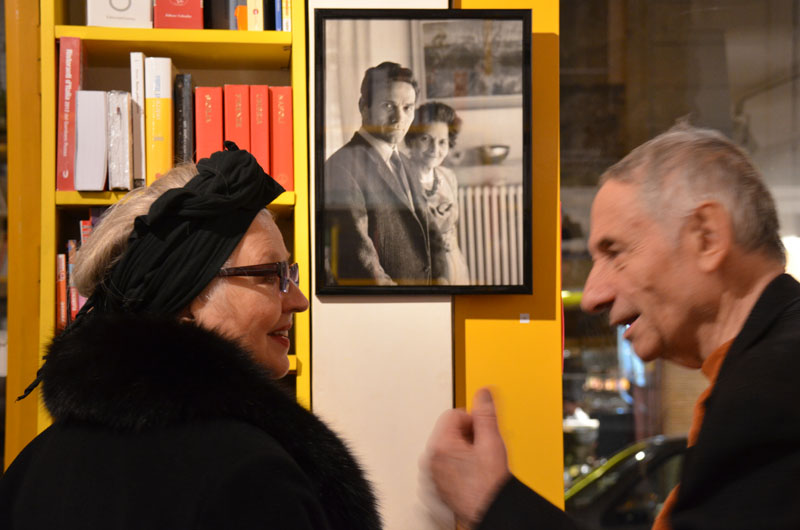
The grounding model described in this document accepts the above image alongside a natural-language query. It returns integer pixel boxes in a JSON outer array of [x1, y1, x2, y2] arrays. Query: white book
[[247, 0, 264, 31], [107, 91, 133, 191], [130, 51, 146, 188], [74, 90, 108, 191], [86, 0, 153, 28]]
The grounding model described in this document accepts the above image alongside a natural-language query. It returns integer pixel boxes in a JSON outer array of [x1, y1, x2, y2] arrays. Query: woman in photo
[[405, 102, 470, 285]]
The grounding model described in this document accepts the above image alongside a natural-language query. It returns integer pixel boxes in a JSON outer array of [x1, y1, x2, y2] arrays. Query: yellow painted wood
[[56, 190, 296, 208], [454, 0, 564, 509], [37, 0, 58, 435], [4, 0, 44, 469], [55, 191, 130, 206], [289, 0, 311, 410], [55, 26, 291, 70]]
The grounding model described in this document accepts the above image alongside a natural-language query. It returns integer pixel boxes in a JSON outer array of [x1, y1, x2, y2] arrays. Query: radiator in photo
[[457, 183, 524, 286]]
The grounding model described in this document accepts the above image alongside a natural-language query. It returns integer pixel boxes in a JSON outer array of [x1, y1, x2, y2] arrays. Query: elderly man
[[426, 125, 800, 529], [324, 61, 444, 286]]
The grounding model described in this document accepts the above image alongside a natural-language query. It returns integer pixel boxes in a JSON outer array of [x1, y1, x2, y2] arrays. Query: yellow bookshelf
[[5, 0, 311, 460]]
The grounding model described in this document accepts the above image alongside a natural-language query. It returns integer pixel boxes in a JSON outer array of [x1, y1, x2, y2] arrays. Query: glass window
[[561, 0, 800, 492]]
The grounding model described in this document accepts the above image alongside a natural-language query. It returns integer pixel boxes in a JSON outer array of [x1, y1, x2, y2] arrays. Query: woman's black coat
[[0, 314, 381, 530]]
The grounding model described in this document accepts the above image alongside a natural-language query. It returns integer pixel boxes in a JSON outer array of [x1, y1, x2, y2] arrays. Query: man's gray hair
[[600, 123, 785, 263]]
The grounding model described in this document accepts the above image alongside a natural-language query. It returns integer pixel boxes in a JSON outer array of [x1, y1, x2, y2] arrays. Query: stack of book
[[86, 0, 292, 31], [55, 208, 106, 332], [56, 38, 294, 192]]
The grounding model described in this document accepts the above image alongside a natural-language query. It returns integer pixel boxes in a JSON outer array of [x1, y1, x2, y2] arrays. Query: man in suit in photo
[[323, 61, 445, 286], [424, 124, 800, 529]]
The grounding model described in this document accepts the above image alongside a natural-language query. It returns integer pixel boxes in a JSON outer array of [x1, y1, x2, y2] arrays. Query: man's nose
[[580, 263, 614, 314]]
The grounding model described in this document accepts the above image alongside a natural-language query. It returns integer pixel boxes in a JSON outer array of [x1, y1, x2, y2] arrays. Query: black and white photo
[[315, 9, 532, 294]]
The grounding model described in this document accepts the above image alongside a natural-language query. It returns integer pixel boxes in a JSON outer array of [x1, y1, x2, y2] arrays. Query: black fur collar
[[42, 314, 381, 530]]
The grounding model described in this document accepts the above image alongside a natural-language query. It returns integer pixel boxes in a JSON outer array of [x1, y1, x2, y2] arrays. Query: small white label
[[519, 313, 530, 324]]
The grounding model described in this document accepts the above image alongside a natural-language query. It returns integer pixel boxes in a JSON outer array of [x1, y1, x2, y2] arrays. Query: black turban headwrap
[[18, 141, 284, 400]]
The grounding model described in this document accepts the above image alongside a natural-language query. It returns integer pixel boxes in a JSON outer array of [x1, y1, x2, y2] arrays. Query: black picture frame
[[315, 8, 532, 295]]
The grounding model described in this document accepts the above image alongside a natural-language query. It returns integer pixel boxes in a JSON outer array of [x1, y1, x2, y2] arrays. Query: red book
[[56, 254, 68, 332], [66, 239, 80, 322], [56, 37, 83, 191], [224, 85, 250, 152], [269, 86, 293, 190], [154, 0, 203, 29], [249, 85, 270, 173], [194, 86, 223, 161], [79, 219, 93, 246]]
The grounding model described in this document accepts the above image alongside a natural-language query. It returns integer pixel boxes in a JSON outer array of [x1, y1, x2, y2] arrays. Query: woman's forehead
[[234, 212, 289, 264]]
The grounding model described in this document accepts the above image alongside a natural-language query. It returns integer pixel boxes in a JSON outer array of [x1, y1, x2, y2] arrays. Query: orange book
[[269, 86, 293, 190], [56, 253, 68, 332], [224, 85, 250, 152], [195, 86, 223, 161], [249, 85, 270, 172]]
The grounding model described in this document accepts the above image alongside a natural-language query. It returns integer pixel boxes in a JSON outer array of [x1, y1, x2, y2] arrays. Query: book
[[107, 91, 133, 190], [66, 240, 81, 322], [79, 219, 93, 246], [154, 0, 203, 29], [194, 86, 223, 161], [249, 85, 270, 172], [130, 52, 147, 188], [269, 86, 293, 190], [86, 0, 153, 28], [56, 37, 83, 191], [144, 57, 174, 184], [204, 0, 241, 29], [247, 0, 264, 31], [235, 4, 248, 30], [56, 253, 68, 332], [281, 0, 291, 31], [174, 74, 194, 164], [74, 90, 108, 191], [273, 0, 281, 32], [223, 84, 250, 151]]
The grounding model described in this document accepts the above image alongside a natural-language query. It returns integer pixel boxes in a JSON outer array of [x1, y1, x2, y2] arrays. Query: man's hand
[[424, 388, 511, 528]]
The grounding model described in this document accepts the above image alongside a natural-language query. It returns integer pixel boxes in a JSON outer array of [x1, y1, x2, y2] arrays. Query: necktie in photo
[[390, 150, 413, 207]]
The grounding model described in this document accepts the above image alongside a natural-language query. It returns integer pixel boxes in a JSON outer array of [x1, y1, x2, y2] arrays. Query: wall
[[307, 2, 453, 529], [309, 2, 562, 528]]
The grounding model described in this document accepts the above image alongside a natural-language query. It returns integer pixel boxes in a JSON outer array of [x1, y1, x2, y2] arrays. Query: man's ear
[[357, 96, 366, 114], [685, 201, 733, 272]]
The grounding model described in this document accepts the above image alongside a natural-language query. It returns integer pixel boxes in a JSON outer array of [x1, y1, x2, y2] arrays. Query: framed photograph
[[315, 8, 532, 295]]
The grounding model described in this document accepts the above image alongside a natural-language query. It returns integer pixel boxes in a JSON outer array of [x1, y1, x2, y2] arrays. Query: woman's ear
[[177, 307, 195, 324], [685, 200, 733, 272]]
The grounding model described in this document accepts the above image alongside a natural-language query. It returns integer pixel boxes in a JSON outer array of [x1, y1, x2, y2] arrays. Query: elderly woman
[[0, 144, 381, 530], [405, 102, 470, 285]]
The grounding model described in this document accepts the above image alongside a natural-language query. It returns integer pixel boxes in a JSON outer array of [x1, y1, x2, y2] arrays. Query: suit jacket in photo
[[323, 132, 445, 286], [476, 273, 800, 530]]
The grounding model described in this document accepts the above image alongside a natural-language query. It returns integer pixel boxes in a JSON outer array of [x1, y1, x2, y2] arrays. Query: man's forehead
[[588, 180, 651, 248], [372, 81, 416, 99]]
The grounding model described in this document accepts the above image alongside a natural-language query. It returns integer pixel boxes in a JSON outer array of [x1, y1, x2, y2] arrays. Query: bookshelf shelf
[[55, 190, 128, 206], [54, 25, 292, 70], [16, 0, 312, 451], [54, 190, 297, 208]]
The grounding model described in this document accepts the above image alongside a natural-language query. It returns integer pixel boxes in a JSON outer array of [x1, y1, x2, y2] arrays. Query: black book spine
[[204, 0, 240, 30], [174, 73, 194, 164]]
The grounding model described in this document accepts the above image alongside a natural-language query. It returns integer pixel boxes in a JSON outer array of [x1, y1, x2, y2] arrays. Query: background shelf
[[55, 25, 292, 70]]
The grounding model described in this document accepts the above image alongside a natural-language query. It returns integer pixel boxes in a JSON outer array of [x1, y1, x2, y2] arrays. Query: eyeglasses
[[217, 261, 299, 293]]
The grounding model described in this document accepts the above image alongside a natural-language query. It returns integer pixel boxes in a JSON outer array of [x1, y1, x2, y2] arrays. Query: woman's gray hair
[[600, 123, 785, 263], [73, 164, 198, 297]]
